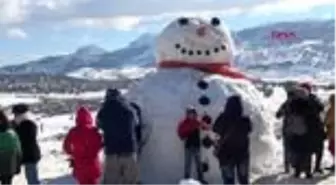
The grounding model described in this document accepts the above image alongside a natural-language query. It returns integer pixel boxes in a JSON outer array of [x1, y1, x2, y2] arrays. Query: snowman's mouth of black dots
[[174, 43, 227, 56]]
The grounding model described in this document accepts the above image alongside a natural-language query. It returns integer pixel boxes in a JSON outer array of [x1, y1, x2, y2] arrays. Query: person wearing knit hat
[[12, 103, 29, 115], [12, 103, 41, 185]]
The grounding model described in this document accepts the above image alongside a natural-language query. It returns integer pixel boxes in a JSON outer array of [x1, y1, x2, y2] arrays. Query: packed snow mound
[[126, 68, 278, 183], [254, 174, 336, 185], [179, 179, 201, 185]]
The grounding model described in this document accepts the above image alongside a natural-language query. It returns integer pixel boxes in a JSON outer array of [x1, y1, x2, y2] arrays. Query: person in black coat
[[12, 103, 41, 185], [285, 92, 315, 179], [213, 96, 252, 185], [276, 89, 296, 173], [299, 83, 325, 174], [97, 89, 139, 184]]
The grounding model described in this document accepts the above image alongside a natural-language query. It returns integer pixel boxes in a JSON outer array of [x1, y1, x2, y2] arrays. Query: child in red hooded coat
[[63, 106, 103, 184]]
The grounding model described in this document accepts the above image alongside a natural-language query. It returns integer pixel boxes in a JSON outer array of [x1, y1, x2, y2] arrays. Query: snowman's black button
[[197, 80, 208, 90], [175, 43, 181, 49], [199, 96, 210, 106], [202, 136, 214, 148], [221, 45, 226, 51], [181, 48, 187, 54]]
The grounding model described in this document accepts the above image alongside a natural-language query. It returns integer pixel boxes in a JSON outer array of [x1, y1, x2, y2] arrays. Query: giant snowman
[[126, 17, 277, 184]]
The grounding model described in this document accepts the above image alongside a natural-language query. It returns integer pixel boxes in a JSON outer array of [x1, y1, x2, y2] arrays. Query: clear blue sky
[[0, 0, 334, 66]]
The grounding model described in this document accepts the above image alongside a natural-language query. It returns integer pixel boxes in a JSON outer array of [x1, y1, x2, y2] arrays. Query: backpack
[[285, 114, 307, 136]]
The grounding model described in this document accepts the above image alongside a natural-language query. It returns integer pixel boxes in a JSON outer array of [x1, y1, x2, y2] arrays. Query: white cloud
[[0, 0, 334, 31], [71, 16, 141, 31], [68, 0, 334, 30], [69, 7, 244, 30], [0, 0, 88, 25], [6, 28, 28, 39], [0, 0, 29, 24], [0, 0, 269, 27], [249, 0, 335, 16]]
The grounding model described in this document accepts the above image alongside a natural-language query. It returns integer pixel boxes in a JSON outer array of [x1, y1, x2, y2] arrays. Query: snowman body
[[126, 17, 277, 183], [126, 69, 276, 183]]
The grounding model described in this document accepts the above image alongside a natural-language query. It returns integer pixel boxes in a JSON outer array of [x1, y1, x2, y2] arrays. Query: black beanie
[[12, 103, 29, 115]]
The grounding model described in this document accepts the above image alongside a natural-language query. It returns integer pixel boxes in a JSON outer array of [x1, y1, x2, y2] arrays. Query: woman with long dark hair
[[0, 109, 22, 185], [213, 95, 252, 184]]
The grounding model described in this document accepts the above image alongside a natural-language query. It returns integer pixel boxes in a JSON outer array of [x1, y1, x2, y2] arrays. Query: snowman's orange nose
[[196, 26, 206, 37]]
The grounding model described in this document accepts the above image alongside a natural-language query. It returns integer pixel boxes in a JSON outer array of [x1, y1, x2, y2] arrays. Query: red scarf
[[159, 60, 257, 81]]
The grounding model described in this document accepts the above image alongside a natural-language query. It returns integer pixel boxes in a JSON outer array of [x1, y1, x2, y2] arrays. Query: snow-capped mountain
[[0, 19, 334, 82], [0, 32, 156, 75]]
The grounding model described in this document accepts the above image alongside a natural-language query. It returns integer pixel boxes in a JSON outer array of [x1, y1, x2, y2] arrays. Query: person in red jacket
[[177, 107, 209, 183], [63, 106, 103, 184]]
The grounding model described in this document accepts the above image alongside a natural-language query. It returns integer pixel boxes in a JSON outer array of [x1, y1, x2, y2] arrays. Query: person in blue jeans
[[12, 104, 41, 184], [177, 108, 209, 184], [213, 96, 252, 184]]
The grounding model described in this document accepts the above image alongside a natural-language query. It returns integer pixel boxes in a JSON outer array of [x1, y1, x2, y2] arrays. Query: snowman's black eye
[[178, 17, 189, 26], [221, 45, 226, 51], [211, 17, 221, 26]]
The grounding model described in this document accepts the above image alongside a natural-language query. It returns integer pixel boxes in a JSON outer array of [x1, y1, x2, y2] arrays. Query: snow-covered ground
[[67, 67, 156, 81], [0, 91, 104, 104], [0, 93, 40, 107], [0, 90, 127, 109], [0, 87, 333, 184]]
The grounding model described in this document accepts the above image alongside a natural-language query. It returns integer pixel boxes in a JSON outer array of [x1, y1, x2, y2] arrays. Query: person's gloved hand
[[67, 158, 74, 168]]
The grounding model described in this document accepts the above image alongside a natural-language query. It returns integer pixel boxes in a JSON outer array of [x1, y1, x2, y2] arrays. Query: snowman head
[[156, 17, 235, 66]]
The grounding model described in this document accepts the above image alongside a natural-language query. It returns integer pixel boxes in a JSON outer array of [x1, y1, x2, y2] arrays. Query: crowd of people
[[0, 83, 334, 185], [276, 83, 335, 178]]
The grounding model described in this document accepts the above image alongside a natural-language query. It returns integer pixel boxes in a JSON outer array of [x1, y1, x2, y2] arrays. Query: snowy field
[[0, 87, 334, 184], [0, 91, 105, 103]]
